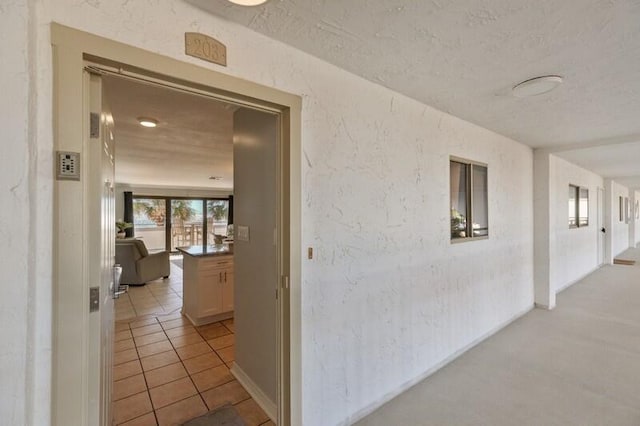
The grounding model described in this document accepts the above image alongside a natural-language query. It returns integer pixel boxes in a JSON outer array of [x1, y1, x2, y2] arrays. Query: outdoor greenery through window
[[450, 158, 488, 241], [132, 196, 230, 252], [568, 185, 588, 228]]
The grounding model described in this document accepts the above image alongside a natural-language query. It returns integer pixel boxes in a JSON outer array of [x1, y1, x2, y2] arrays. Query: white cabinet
[[182, 254, 234, 326]]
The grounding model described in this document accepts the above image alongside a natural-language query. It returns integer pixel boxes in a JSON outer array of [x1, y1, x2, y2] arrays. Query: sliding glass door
[[132, 195, 231, 252], [132, 198, 166, 252]]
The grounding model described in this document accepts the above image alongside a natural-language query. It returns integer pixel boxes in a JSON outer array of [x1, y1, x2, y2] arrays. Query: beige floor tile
[[116, 330, 133, 342], [134, 332, 168, 347], [175, 342, 212, 361], [131, 323, 164, 337], [114, 359, 143, 381], [164, 325, 197, 338], [114, 374, 147, 402], [118, 412, 158, 426], [200, 380, 250, 410], [222, 319, 234, 333], [191, 365, 234, 393], [155, 395, 207, 426], [207, 334, 234, 350], [140, 350, 180, 372], [129, 317, 159, 329], [114, 348, 139, 366], [215, 346, 235, 364], [115, 338, 136, 353], [149, 377, 198, 409], [183, 352, 224, 375], [137, 340, 174, 358], [157, 312, 184, 323], [169, 332, 204, 348], [136, 308, 165, 317], [116, 322, 131, 332], [160, 317, 191, 330], [235, 398, 270, 426], [144, 362, 189, 389], [113, 391, 153, 425], [197, 323, 231, 340]]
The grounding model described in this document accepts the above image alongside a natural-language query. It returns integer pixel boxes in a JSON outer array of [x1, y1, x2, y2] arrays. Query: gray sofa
[[115, 238, 170, 285]]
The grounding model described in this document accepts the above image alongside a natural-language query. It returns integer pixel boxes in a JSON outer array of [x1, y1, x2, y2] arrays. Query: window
[[450, 158, 488, 241], [619, 196, 624, 222], [568, 185, 589, 228], [132, 195, 231, 252]]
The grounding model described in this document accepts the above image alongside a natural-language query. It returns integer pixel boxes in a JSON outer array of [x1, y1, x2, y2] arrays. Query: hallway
[[358, 247, 640, 426]]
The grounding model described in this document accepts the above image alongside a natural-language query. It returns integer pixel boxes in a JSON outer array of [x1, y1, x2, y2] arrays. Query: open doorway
[[52, 24, 301, 426], [102, 72, 279, 425]]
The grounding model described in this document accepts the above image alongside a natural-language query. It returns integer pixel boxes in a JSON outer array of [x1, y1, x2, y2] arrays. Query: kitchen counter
[[177, 244, 233, 257]]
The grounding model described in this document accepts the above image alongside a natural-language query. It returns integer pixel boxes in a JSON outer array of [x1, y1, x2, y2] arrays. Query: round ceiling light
[[138, 117, 158, 128], [512, 75, 563, 98], [227, 0, 269, 5]]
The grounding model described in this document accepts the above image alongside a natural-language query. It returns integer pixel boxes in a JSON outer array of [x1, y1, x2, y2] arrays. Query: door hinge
[[90, 112, 100, 138], [89, 287, 100, 312]]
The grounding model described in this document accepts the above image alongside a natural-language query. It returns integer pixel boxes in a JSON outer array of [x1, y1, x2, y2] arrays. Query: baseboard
[[346, 303, 534, 425], [230, 363, 277, 423]]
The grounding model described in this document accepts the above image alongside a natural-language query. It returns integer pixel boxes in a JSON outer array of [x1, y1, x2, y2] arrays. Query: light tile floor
[[113, 258, 274, 426], [115, 258, 184, 320]]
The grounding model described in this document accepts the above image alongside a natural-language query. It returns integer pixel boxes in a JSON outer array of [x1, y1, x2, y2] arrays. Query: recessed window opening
[[450, 157, 488, 241], [568, 185, 589, 228]]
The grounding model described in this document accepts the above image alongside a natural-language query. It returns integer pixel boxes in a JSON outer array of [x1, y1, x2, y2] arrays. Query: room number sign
[[185, 32, 227, 67]]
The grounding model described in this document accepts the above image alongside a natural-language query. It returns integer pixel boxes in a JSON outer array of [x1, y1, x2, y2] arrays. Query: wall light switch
[[236, 225, 250, 242]]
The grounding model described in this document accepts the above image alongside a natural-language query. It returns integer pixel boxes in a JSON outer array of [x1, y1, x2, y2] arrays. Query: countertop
[[177, 244, 233, 257]]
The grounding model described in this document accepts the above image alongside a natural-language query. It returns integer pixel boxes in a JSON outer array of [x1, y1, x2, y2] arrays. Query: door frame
[[51, 23, 302, 426], [597, 187, 605, 266]]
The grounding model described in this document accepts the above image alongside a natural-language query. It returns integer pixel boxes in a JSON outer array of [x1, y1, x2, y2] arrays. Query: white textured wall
[[1, 2, 30, 424], [20, 2, 534, 424], [611, 181, 631, 258], [548, 155, 603, 293]]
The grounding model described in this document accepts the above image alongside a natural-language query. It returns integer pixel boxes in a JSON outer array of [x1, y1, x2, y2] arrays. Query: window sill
[[451, 235, 489, 244]]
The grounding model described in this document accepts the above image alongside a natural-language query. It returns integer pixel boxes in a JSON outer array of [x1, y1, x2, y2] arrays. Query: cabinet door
[[221, 267, 234, 313], [198, 269, 223, 317]]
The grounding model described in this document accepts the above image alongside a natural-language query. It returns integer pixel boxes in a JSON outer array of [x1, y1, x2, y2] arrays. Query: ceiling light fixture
[[138, 117, 158, 128], [512, 75, 563, 98], [227, 0, 269, 5]]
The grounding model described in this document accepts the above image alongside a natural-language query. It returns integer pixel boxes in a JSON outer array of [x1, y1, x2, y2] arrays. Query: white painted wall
[[610, 181, 631, 258], [548, 155, 603, 293], [6, 2, 534, 425], [1, 1, 52, 425], [1, 3, 30, 424]]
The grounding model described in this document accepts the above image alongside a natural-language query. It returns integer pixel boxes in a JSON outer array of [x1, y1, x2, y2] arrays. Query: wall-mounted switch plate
[[236, 225, 250, 242], [56, 151, 80, 181]]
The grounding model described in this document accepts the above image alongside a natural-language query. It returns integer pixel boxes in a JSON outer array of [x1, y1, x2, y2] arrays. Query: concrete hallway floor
[[357, 247, 640, 426]]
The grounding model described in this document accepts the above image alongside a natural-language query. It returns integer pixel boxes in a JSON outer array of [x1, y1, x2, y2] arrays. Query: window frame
[[568, 185, 589, 228], [450, 156, 489, 243]]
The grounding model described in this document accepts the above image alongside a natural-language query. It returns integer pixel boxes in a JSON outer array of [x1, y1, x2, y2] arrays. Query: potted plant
[[116, 220, 133, 239]]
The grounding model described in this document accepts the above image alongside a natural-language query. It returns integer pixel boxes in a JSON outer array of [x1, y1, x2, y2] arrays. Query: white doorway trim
[[51, 23, 302, 426]]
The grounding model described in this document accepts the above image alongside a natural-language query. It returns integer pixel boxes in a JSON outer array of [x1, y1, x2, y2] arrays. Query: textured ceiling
[[104, 75, 235, 189], [190, 0, 640, 188]]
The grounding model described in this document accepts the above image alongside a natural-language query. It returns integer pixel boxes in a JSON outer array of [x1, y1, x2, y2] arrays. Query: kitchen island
[[177, 244, 234, 326]]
